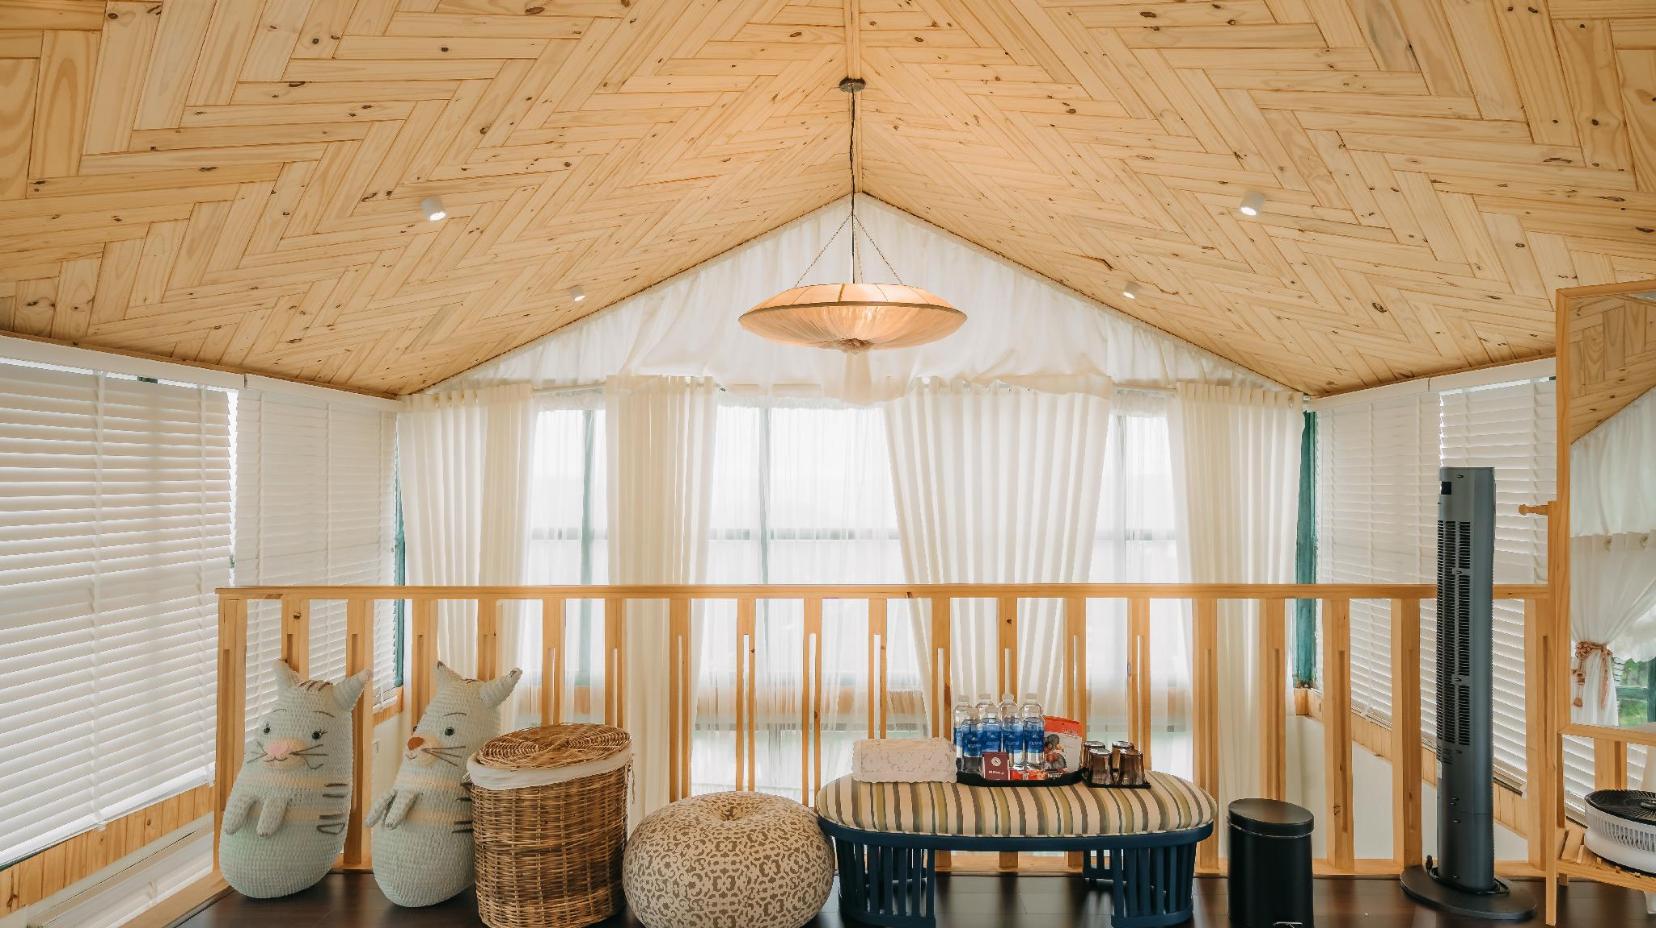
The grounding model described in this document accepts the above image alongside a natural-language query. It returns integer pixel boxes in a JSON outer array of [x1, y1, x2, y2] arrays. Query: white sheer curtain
[[1570, 533, 1656, 724], [400, 384, 536, 723], [1572, 387, 1656, 537], [1089, 392, 1188, 763], [696, 397, 911, 800], [524, 394, 609, 726], [605, 376, 717, 824], [1170, 384, 1302, 826], [440, 196, 1273, 401], [1569, 387, 1656, 724], [884, 380, 1112, 720]]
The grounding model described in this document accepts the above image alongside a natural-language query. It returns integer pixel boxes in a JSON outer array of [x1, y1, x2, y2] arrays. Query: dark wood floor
[[175, 872, 1654, 927]]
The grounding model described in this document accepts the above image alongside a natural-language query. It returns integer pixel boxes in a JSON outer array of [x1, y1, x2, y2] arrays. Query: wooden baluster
[[669, 597, 691, 801], [1321, 597, 1354, 871], [409, 598, 437, 722], [804, 597, 823, 807], [1128, 597, 1151, 768], [1064, 596, 1088, 874], [541, 596, 566, 726], [1595, 738, 1628, 790], [605, 596, 625, 728], [736, 596, 756, 791], [930, 594, 952, 873], [342, 599, 374, 871], [1522, 595, 1551, 872], [475, 596, 499, 681], [1258, 598, 1287, 800], [1192, 597, 1219, 874], [1391, 597, 1423, 870], [930, 595, 952, 738], [1063, 596, 1087, 724], [868, 598, 887, 738], [997, 595, 1019, 873], [214, 596, 247, 866], [280, 595, 309, 677]]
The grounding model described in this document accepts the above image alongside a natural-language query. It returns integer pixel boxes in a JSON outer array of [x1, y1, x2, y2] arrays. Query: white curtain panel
[[605, 376, 717, 825], [884, 380, 1112, 720], [1571, 387, 1656, 537], [1170, 384, 1302, 822], [439, 196, 1275, 401], [697, 398, 912, 799], [1569, 533, 1656, 725], [399, 384, 536, 723]]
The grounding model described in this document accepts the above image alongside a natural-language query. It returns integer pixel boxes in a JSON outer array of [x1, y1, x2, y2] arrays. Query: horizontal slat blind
[[0, 361, 230, 866], [1439, 378, 1555, 788], [236, 391, 396, 735], [1316, 391, 1437, 721], [1317, 376, 1553, 791]]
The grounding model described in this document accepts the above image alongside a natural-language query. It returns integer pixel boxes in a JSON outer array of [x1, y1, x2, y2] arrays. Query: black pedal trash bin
[[1227, 798, 1315, 928]]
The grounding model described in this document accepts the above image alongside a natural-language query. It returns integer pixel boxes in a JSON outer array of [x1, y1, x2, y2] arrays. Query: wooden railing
[[214, 582, 1552, 877]]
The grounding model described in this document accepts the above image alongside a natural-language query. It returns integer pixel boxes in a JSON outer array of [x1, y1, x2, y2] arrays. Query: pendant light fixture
[[740, 78, 964, 352]]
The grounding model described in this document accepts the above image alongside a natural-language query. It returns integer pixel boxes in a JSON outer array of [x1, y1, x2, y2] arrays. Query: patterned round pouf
[[622, 791, 834, 928]]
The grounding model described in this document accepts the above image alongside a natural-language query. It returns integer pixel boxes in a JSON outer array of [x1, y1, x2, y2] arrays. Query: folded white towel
[[851, 738, 957, 783]]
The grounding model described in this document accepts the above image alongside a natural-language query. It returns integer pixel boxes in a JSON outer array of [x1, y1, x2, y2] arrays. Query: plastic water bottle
[[974, 694, 1000, 755], [998, 693, 1018, 758], [951, 699, 973, 764], [1019, 694, 1044, 769]]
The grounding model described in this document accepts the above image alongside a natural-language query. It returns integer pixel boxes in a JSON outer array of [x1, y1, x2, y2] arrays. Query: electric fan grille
[[1587, 789, 1656, 828]]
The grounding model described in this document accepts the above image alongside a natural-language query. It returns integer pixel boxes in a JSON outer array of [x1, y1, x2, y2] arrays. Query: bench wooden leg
[[830, 833, 937, 927], [819, 823, 1208, 928], [1108, 840, 1199, 928]]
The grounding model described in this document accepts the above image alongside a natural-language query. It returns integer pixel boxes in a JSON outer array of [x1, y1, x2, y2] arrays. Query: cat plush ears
[[433, 661, 522, 709], [271, 659, 372, 712], [480, 668, 522, 709]]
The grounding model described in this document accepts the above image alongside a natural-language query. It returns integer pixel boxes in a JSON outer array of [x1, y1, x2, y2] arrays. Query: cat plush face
[[250, 661, 371, 773], [403, 663, 520, 770]]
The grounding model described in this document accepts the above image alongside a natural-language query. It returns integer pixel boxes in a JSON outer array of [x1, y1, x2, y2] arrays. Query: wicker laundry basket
[[467, 725, 631, 928]]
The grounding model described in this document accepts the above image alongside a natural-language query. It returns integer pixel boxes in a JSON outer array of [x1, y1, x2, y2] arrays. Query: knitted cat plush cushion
[[368, 662, 521, 907], [220, 661, 371, 899]]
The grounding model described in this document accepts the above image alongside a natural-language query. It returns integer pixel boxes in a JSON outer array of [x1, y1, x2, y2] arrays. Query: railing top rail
[[216, 582, 1550, 600]]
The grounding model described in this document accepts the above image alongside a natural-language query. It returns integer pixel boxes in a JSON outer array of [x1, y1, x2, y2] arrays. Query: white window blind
[[1437, 378, 1555, 787], [235, 390, 397, 736], [1316, 375, 1555, 791], [0, 361, 231, 867], [1315, 390, 1438, 722]]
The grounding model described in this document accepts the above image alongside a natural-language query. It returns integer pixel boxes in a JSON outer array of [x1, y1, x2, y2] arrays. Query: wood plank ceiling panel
[[2, 0, 1656, 395], [0, 0, 851, 395], [856, 0, 1656, 394]]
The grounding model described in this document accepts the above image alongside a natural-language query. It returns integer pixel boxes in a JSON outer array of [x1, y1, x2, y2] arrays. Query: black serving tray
[[954, 770, 1154, 789], [956, 769, 1085, 788]]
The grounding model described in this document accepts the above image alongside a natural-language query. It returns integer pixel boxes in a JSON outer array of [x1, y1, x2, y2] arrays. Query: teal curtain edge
[[1293, 410, 1317, 686]]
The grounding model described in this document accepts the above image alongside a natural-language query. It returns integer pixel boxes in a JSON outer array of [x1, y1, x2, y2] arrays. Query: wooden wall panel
[[1565, 290, 1656, 441], [0, 1, 1654, 395]]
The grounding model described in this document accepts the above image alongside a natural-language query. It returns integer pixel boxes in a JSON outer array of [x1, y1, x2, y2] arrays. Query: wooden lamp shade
[[739, 283, 964, 351]]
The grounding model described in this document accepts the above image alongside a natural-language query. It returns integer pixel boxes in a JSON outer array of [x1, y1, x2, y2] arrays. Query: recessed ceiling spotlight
[[1238, 191, 1265, 217], [1122, 281, 1140, 300], [570, 285, 586, 303], [420, 196, 447, 222]]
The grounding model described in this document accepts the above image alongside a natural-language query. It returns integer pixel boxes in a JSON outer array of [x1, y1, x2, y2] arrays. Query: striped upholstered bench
[[815, 771, 1215, 928]]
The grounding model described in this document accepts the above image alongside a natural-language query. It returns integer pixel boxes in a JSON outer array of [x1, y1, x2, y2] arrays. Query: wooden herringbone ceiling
[[2, 0, 1655, 396]]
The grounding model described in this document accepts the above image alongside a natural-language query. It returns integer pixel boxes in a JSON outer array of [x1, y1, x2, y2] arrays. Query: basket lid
[[468, 724, 630, 790], [1586, 789, 1656, 826]]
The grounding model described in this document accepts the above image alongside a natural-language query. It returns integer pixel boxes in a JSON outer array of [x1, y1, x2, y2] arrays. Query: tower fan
[[1400, 467, 1536, 919]]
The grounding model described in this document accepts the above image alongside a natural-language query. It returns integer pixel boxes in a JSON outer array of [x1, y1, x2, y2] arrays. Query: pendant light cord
[[849, 88, 859, 284], [790, 79, 905, 289]]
